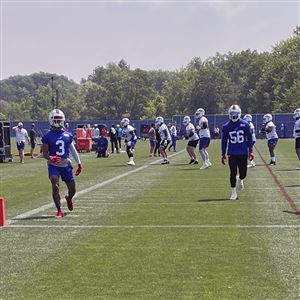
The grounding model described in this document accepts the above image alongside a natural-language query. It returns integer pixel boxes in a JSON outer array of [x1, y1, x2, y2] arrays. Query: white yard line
[[6, 150, 185, 225], [6, 224, 300, 229]]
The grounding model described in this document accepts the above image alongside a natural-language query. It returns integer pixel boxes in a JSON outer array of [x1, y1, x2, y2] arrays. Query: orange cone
[[0, 197, 6, 227]]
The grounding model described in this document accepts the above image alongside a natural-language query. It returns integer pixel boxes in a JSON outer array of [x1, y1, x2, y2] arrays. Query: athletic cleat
[[200, 162, 209, 170], [207, 161, 212, 167], [296, 166, 300, 170], [189, 159, 195, 164], [56, 210, 64, 219], [230, 191, 238, 200], [269, 161, 276, 165], [65, 195, 73, 211], [127, 160, 135, 166], [193, 160, 199, 165], [237, 177, 244, 191], [161, 160, 170, 165]]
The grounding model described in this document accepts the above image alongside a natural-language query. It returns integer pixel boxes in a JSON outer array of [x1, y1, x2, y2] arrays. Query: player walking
[[182, 116, 199, 164], [293, 108, 300, 170], [41, 109, 82, 219], [120, 118, 137, 166], [221, 105, 254, 200], [12, 122, 30, 164], [260, 114, 278, 165], [155, 116, 172, 164], [195, 108, 212, 169], [243, 114, 256, 168]]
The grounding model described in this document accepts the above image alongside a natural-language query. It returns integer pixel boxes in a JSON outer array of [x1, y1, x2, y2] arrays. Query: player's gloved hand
[[163, 140, 168, 147], [75, 164, 82, 176], [49, 155, 61, 164], [221, 155, 227, 165], [127, 141, 132, 147], [249, 152, 254, 161]]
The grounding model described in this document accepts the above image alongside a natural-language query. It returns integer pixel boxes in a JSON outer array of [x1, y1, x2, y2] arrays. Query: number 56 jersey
[[42, 129, 73, 159], [222, 119, 253, 156]]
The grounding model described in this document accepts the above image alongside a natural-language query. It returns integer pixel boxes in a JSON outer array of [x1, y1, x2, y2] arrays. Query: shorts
[[160, 140, 170, 149], [48, 163, 74, 183], [17, 142, 25, 151], [295, 137, 300, 149], [268, 138, 278, 147], [187, 140, 199, 148], [150, 140, 156, 146], [199, 137, 210, 150], [30, 141, 36, 149]]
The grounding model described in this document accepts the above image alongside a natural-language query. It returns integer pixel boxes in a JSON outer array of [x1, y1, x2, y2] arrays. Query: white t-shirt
[[169, 125, 177, 136], [15, 128, 28, 143], [124, 125, 137, 141], [294, 119, 300, 138], [158, 123, 171, 141], [198, 116, 210, 138], [249, 122, 256, 142], [92, 127, 100, 138], [265, 121, 278, 140], [186, 123, 199, 141]]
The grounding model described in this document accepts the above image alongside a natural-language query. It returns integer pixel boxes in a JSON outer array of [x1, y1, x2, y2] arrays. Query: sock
[[200, 149, 206, 161]]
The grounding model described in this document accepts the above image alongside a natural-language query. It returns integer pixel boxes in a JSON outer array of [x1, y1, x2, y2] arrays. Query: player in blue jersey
[[221, 105, 254, 200], [41, 109, 82, 219]]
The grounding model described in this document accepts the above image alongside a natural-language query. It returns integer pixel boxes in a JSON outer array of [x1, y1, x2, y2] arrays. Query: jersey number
[[56, 140, 65, 156], [229, 130, 244, 144]]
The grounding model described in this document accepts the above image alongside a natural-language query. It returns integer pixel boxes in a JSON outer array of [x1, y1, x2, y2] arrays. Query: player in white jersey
[[120, 118, 137, 166], [155, 116, 171, 164], [195, 108, 212, 169], [243, 114, 256, 168], [260, 114, 278, 165], [293, 108, 300, 169], [182, 116, 199, 164], [12, 122, 30, 164]]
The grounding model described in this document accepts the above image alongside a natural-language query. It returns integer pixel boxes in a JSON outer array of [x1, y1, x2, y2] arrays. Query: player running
[[195, 108, 212, 169], [182, 116, 199, 164], [260, 114, 278, 165], [41, 109, 82, 219], [243, 114, 256, 168], [120, 118, 137, 166], [155, 116, 172, 164], [293, 108, 300, 170], [221, 105, 254, 200]]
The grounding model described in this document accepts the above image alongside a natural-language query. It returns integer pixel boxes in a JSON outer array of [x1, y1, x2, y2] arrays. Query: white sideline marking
[[6, 150, 185, 225], [6, 224, 300, 229]]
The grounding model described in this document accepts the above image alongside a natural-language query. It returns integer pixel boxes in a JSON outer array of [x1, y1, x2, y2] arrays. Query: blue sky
[[1, 1, 299, 82]]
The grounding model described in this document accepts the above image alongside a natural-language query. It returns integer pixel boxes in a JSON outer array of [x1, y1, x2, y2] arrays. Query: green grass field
[[0, 139, 299, 300]]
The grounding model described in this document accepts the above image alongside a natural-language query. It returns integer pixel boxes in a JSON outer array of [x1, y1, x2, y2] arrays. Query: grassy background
[[0, 139, 299, 299]]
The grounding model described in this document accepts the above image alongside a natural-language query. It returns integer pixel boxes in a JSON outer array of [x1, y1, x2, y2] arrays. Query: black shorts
[[187, 140, 199, 148], [296, 137, 300, 149], [160, 140, 170, 149]]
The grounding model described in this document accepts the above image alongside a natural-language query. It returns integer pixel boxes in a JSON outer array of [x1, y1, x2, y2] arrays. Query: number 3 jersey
[[221, 119, 253, 156], [42, 129, 74, 166]]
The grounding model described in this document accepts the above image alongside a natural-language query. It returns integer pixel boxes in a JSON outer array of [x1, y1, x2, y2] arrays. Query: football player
[[260, 114, 278, 165], [293, 108, 300, 169], [195, 108, 212, 169], [243, 114, 256, 168], [182, 116, 199, 164], [155, 116, 171, 164], [221, 105, 254, 200], [120, 118, 137, 166], [41, 109, 82, 219]]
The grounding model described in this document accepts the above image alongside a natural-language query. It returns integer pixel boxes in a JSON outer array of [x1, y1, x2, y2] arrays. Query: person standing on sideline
[[121, 118, 137, 165], [155, 116, 172, 164], [41, 109, 82, 219], [195, 108, 212, 169], [109, 124, 119, 154], [293, 108, 300, 169], [148, 123, 156, 157], [12, 122, 30, 164], [243, 114, 256, 168], [29, 123, 38, 158], [116, 124, 123, 150], [260, 114, 278, 165], [182, 116, 199, 164], [221, 105, 254, 200], [168, 122, 177, 152]]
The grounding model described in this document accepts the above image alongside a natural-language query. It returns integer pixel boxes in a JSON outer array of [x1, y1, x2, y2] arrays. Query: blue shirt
[[222, 119, 253, 156], [41, 129, 73, 158], [98, 136, 108, 148]]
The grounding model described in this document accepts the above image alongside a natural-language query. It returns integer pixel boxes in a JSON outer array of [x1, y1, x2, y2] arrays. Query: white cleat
[[207, 161, 212, 167], [237, 177, 244, 191], [230, 191, 238, 200], [127, 160, 135, 166], [200, 162, 209, 170]]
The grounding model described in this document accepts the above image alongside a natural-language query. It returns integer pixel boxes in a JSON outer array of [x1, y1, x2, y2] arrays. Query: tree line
[[0, 34, 299, 122]]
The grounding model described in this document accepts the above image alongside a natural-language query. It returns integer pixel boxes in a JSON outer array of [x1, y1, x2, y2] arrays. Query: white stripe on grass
[[6, 150, 185, 225]]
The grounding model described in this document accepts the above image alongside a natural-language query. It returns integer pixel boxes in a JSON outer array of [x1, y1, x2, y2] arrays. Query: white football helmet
[[243, 114, 252, 123], [183, 116, 191, 126], [293, 108, 300, 120], [49, 109, 65, 128], [120, 118, 130, 127], [155, 116, 164, 126], [195, 108, 205, 119], [263, 114, 272, 123], [228, 105, 241, 122]]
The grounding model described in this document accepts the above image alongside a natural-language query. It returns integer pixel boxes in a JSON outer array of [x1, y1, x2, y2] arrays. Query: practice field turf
[[0, 139, 299, 300]]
